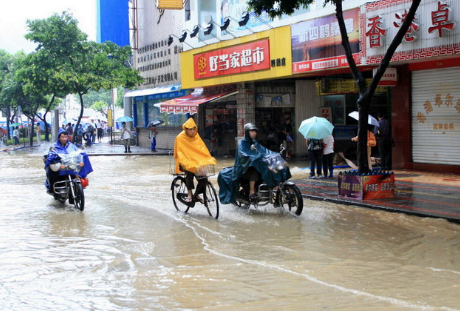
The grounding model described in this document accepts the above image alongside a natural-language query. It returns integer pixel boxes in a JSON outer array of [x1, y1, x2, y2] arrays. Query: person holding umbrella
[[298, 116, 334, 179], [149, 125, 159, 152], [120, 122, 132, 153]]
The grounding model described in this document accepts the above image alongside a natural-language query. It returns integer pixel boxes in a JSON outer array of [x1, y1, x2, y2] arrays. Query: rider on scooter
[[44, 129, 92, 193], [218, 123, 291, 204]]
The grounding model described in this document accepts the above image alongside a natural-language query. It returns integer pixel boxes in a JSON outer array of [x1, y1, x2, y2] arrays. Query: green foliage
[[22, 11, 143, 142]]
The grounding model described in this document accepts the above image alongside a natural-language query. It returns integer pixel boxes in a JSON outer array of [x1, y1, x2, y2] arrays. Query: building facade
[[129, 0, 460, 173]]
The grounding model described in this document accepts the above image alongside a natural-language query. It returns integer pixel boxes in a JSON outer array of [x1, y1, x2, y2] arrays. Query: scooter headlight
[[50, 163, 61, 172]]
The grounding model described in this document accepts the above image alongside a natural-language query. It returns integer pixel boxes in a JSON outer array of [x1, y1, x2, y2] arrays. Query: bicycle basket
[[196, 164, 216, 178]]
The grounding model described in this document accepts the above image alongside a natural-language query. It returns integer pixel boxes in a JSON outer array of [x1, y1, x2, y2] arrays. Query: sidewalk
[[3, 141, 460, 223], [291, 170, 460, 223]]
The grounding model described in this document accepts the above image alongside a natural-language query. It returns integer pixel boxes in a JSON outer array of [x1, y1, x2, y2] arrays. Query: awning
[[154, 90, 238, 115], [124, 84, 181, 98]]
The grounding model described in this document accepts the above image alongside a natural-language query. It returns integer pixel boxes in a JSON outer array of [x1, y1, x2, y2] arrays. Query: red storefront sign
[[361, 0, 460, 65], [194, 39, 270, 79]]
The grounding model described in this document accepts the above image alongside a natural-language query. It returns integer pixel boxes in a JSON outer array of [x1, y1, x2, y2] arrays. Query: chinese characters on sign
[[417, 93, 458, 131], [194, 39, 270, 79], [362, 0, 459, 64], [291, 8, 360, 73], [365, 1, 455, 48]]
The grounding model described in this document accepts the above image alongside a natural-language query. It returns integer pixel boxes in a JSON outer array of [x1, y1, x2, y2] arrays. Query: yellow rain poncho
[[174, 118, 216, 174]]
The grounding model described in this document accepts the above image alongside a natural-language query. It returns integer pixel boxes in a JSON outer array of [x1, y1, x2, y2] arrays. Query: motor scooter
[[44, 150, 90, 211], [219, 146, 303, 216]]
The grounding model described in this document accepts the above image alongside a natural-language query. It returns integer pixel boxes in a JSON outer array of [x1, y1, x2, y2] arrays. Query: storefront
[[361, 0, 460, 173], [179, 26, 293, 155]]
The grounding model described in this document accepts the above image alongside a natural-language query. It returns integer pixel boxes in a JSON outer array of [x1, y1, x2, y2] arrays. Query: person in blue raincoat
[[218, 123, 291, 204], [44, 129, 93, 192]]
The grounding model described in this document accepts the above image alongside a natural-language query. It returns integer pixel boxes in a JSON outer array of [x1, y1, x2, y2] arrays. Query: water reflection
[[0, 148, 459, 310]]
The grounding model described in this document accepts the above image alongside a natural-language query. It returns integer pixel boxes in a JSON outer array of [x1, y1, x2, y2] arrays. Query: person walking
[[149, 125, 158, 152], [322, 134, 335, 178], [66, 123, 73, 142], [306, 137, 323, 178], [13, 126, 20, 147], [96, 119, 103, 142], [375, 112, 392, 170], [36, 123, 41, 144], [120, 122, 132, 153], [0, 127, 4, 147]]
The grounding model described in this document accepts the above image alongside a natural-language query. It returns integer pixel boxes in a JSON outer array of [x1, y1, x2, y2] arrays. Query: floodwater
[[1, 147, 460, 311]]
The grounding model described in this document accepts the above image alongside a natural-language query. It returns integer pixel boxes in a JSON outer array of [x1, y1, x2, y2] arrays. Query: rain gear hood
[[44, 128, 93, 181], [174, 118, 216, 174]]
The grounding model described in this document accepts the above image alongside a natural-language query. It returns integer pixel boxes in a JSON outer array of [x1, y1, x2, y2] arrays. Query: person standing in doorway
[[375, 112, 392, 170], [282, 117, 294, 159], [121, 122, 132, 153]]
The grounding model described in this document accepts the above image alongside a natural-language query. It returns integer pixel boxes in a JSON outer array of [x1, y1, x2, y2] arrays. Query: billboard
[[97, 0, 130, 46]]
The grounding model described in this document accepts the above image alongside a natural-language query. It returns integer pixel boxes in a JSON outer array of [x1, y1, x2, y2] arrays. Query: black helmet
[[244, 123, 258, 132]]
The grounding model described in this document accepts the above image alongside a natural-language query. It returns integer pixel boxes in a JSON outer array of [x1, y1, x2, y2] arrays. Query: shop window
[[147, 100, 187, 127], [322, 95, 346, 125]]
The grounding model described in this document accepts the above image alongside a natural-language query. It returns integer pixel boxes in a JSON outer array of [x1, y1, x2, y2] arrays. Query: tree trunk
[[335, 0, 422, 173]]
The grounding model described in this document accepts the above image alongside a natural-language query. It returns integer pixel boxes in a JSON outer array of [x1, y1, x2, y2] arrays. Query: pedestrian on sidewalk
[[322, 134, 334, 178], [375, 112, 392, 170], [149, 125, 158, 152], [351, 126, 376, 170], [36, 123, 41, 144], [306, 137, 323, 178], [13, 127, 20, 147], [0, 127, 4, 147], [121, 122, 132, 153]]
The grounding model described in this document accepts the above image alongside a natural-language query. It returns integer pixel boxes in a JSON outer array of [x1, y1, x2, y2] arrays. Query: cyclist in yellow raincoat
[[174, 118, 216, 203]]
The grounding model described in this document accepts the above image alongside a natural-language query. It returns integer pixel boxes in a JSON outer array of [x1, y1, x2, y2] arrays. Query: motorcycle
[[219, 146, 304, 216], [44, 149, 90, 211]]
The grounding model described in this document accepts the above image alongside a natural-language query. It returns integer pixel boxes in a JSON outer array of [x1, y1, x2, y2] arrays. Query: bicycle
[[169, 153, 219, 219]]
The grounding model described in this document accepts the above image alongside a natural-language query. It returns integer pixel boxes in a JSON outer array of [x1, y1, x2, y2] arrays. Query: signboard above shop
[[291, 8, 360, 73], [361, 0, 460, 65], [193, 39, 271, 80]]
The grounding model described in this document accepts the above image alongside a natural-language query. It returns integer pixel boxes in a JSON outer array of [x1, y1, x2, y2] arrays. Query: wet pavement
[[4, 140, 460, 223]]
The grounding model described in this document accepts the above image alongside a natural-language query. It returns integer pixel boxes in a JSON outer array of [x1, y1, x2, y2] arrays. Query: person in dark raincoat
[[44, 129, 93, 193], [218, 123, 291, 204]]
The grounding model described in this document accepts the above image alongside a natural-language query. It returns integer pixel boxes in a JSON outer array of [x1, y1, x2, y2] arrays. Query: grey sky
[[0, 0, 96, 54]]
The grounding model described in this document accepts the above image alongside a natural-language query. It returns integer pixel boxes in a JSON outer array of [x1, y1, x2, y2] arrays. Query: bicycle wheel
[[203, 181, 219, 219], [171, 176, 190, 214], [276, 184, 303, 216], [72, 181, 85, 211]]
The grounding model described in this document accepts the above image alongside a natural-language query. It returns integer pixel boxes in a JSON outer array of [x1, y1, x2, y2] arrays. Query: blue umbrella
[[298, 116, 334, 139], [116, 116, 134, 122]]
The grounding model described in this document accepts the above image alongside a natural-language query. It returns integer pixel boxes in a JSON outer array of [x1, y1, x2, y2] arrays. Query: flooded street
[[1, 148, 460, 311]]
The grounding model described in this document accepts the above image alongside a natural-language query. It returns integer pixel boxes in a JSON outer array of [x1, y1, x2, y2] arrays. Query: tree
[[17, 50, 67, 142], [0, 49, 14, 139], [248, 0, 421, 173], [25, 12, 143, 142]]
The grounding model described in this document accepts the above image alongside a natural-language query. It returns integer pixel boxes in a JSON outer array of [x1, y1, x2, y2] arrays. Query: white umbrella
[[348, 111, 379, 127]]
